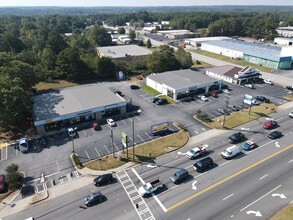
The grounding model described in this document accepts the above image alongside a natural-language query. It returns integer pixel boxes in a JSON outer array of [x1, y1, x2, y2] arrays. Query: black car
[[284, 86, 293, 91], [130, 85, 140, 90], [228, 132, 245, 144], [193, 157, 214, 172], [93, 173, 113, 186], [268, 131, 282, 139], [84, 191, 104, 207], [115, 91, 122, 96], [255, 96, 270, 103], [155, 98, 168, 105], [152, 97, 160, 103]]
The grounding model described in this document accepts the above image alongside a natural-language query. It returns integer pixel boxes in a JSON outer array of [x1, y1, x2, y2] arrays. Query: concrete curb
[[29, 190, 49, 204]]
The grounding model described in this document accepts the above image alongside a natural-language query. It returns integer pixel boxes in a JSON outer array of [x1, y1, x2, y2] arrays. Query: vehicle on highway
[[93, 173, 113, 186], [242, 141, 257, 151], [223, 89, 231, 94], [244, 84, 254, 89], [84, 191, 104, 207], [186, 145, 208, 159], [262, 120, 277, 129], [130, 84, 140, 90], [139, 178, 163, 197], [155, 98, 168, 105], [170, 168, 189, 184], [193, 157, 214, 172], [200, 95, 208, 101], [228, 132, 245, 144], [106, 118, 116, 127], [263, 79, 273, 85], [289, 111, 293, 118], [221, 145, 241, 159], [254, 96, 270, 103], [228, 104, 239, 111], [0, 174, 5, 193], [19, 138, 29, 153], [268, 131, 282, 139]]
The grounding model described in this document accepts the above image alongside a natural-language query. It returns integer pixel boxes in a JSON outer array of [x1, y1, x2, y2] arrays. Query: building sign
[[151, 122, 169, 135], [121, 132, 128, 148], [244, 94, 253, 105]]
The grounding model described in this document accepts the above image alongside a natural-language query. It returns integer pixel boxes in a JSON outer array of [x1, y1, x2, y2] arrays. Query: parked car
[[262, 120, 277, 129], [130, 85, 140, 90], [155, 98, 168, 105], [193, 157, 214, 172], [84, 191, 104, 207], [263, 79, 273, 85], [228, 132, 245, 144], [228, 104, 239, 111], [242, 141, 257, 151], [218, 108, 228, 114], [223, 89, 231, 94], [186, 145, 208, 159], [210, 92, 218, 98], [255, 96, 270, 103], [289, 111, 293, 118], [93, 173, 113, 186], [67, 127, 77, 137], [0, 174, 5, 193], [170, 168, 189, 184], [91, 121, 100, 130], [38, 136, 47, 147], [221, 145, 241, 159], [200, 95, 208, 101], [244, 84, 254, 89], [152, 97, 160, 103], [268, 131, 282, 139], [19, 138, 29, 153], [106, 118, 116, 127], [284, 86, 293, 91], [251, 99, 261, 105]]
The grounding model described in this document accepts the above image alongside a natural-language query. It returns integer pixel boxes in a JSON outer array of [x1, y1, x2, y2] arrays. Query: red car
[[91, 122, 99, 130], [210, 92, 218, 97], [262, 120, 277, 129]]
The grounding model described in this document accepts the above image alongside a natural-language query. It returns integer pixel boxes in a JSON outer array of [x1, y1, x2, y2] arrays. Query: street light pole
[[132, 118, 135, 162], [71, 136, 75, 153], [111, 128, 114, 157], [222, 96, 229, 128]]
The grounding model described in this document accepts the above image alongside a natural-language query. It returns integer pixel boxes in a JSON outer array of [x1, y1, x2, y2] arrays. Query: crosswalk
[[117, 171, 155, 220], [0, 146, 7, 161]]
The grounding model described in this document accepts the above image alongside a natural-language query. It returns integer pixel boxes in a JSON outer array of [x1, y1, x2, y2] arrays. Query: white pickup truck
[[139, 178, 163, 197]]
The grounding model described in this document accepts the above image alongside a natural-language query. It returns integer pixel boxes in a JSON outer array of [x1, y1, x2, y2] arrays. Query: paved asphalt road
[[5, 107, 293, 220]]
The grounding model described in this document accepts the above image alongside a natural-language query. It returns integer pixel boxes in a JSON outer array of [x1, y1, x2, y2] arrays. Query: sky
[[0, 0, 292, 7]]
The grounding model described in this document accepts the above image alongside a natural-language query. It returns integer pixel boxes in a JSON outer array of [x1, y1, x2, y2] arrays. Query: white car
[[19, 138, 29, 153], [263, 79, 273, 85], [200, 96, 208, 101], [223, 89, 231, 94], [289, 111, 293, 118], [106, 118, 116, 127], [186, 145, 208, 159], [244, 84, 254, 89]]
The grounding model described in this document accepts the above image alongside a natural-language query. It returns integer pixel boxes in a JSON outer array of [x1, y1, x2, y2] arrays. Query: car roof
[[91, 191, 102, 197]]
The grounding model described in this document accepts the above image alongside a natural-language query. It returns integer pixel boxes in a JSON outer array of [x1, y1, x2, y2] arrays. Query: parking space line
[[114, 143, 119, 151], [67, 173, 72, 181], [83, 130, 87, 137], [134, 114, 141, 121], [145, 132, 153, 139], [137, 134, 145, 142], [94, 148, 101, 158], [104, 145, 111, 154], [121, 119, 127, 125], [85, 150, 91, 161]]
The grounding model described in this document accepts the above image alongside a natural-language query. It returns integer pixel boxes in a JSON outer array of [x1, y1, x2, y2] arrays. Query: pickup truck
[[139, 178, 163, 197]]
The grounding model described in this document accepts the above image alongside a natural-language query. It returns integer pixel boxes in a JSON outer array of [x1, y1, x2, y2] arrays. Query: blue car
[[242, 141, 257, 151]]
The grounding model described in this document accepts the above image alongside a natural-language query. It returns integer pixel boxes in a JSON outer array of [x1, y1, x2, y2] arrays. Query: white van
[[221, 145, 241, 159]]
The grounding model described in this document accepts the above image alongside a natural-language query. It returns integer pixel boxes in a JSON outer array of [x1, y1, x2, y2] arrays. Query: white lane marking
[[288, 159, 293, 163], [192, 181, 197, 190], [103, 145, 111, 154], [259, 174, 268, 180], [134, 114, 141, 121], [275, 142, 280, 148], [240, 185, 282, 212], [202, 128, 206, 131], [145, 132, 153, 139], [246, 210, 262, 217], [178, 152, 186, 156], [114, 143, 119, 151], [94, 148, 100, 158], [272, 193, 286, 199], [122, 119, 127, 125], [195, 131, 199, 134], [241, 127, 250, 130], [137, 134, 145, 142], [152, 195, 167, 212], [223, 194, 234, 201], [131, 168, 146, 185], [85, 150, 91, 161], [83, 130, 87, 137]]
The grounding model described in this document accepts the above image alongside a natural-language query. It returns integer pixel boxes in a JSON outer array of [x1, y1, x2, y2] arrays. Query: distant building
[[201, 39, 292, 70], [157, 30, 194, 40], [274, 37, 293, 46], [206, 65, 262, 84], [96, 45, 151, 59], [64, 33, 73, 37], [161, 21, 170, 25], [276, 27, 293, 37], [185, 36, 230, 48]]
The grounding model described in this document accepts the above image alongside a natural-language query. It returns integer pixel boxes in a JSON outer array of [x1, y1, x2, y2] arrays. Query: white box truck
[[221, 145, 241, 159]]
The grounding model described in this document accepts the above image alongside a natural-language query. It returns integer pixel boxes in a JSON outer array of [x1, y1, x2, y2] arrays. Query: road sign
[[244, 94, 253, 105]]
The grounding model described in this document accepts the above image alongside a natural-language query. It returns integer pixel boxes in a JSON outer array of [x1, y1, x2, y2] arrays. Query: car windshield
[[223, 150, 231, 155], [189, 149, 195, 154], [143, 184, 152, 191]]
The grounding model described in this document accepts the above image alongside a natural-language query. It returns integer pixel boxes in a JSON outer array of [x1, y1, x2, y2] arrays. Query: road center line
[[167, 145, 293, 211], [223, 194, 234, 201], [240, 185, 282, 212], [288, 159, 293, 163], [259, 174, 268, 180]]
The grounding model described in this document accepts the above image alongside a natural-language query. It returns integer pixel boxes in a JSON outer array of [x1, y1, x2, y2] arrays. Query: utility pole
[[222, 96, 229, 128], [111, 128, 114, 157], [71, 136, 75, 153], [132, 118, 135, 162]]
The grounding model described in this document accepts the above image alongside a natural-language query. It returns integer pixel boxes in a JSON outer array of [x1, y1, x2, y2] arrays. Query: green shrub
[[72, 154, 81, 166]]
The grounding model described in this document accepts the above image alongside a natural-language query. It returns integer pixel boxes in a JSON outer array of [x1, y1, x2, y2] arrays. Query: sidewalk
[[1, 101, 293, 219]]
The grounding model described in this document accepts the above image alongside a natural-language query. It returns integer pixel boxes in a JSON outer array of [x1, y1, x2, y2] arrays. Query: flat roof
[[147, 69, 218, 90], [33, 84, 125, 121], [185, 36, 230, 43], [97, 45, 151, 58], [202, 39, 284, 61]]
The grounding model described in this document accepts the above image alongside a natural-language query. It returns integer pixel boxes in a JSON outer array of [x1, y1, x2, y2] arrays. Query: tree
[[128, 30, 136, 42], [146, 39, 152, 48], [87, 26, 112, 47], [118, 27, 126, 34], [96, 57, 116, 79], [5, 163, 23, 191], [175, 48, 192, 69]]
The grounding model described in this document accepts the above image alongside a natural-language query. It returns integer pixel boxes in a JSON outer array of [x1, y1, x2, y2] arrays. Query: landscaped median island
[[195, 103, 277, 129], [83, 129, 189, 171]]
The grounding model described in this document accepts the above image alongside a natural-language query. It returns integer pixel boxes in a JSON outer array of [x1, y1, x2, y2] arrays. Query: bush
[[5, 163, 23, 191], [196, 113, 212, 122], [72, 153, 81, 166]]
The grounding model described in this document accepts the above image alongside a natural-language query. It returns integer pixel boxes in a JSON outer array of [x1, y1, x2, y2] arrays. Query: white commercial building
[[274, 37, 293, 46], [276, 27, 293, 38]]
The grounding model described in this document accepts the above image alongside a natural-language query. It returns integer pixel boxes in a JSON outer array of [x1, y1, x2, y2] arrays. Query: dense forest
[[0, 7, 293, 130]]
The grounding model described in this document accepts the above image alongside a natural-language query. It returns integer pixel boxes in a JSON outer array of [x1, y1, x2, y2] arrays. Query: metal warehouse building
[[32, 84, 128, 135], [201, 39, 292, 70], [146, 69, 223, 100]]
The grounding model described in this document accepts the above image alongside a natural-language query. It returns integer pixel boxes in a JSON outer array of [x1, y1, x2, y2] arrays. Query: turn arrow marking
[[246, 210, 262, 217], [272, 193, 286, 199], [192, 181, 197, 190], [177, 152, 186, 155], [275, 142, 280, 148], [146, 164, 157, 168]]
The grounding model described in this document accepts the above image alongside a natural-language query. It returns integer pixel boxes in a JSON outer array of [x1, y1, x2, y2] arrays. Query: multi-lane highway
[[4, 107, 292, 220]]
